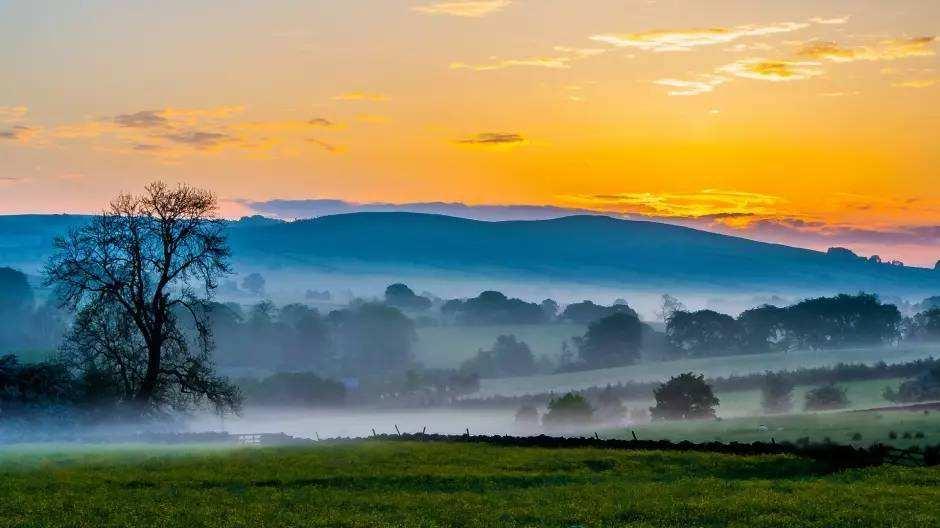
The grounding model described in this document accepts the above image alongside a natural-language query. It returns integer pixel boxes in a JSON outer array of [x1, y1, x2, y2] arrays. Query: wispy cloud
[[892, 78, 937, 88], [798, 37, 936, 62], [563, 189, 785, 219], [11, 106, 345, 161], [450, 56, 573, 71], [653, 75, 727, 96], [307, 138, 344, 153], [456, 132, 525, 145], [0, 125, 39, 143], [113, 110, 169, 128], [719, 59, 824, 81], [412, 0, 511, 18], [590, 22, 808, 52], [810, 16, 850, 25], [332, 92, 390, 101], [450, 46, 604, 72], [0, 106, 28, 123], [160, 130, 233, 150]]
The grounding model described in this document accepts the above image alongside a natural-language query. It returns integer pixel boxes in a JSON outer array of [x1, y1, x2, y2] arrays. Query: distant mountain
[[2, 212, 939, 295]]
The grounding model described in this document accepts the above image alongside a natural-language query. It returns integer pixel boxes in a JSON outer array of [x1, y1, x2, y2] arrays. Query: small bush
[[804, 384, 849, 411], [902, 432, 912, 440], [542, 393, 593, 429], [915, 431, 925, 439], [888, 430, 898, 440], [850, 432, 862, 441]]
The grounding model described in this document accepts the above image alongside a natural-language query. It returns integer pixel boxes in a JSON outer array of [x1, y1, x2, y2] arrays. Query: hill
[[2, 212, 939, 295]]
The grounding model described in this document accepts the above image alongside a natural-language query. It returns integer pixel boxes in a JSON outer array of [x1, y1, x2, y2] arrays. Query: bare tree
[[44, 182, 240, 414]]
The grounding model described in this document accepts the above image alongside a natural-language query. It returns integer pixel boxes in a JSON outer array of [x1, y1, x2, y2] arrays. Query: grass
[[476, 343, 940, 397], [414, 323, 585, 369], [2, 440, 940, 527], [610, 409, 940, 449]]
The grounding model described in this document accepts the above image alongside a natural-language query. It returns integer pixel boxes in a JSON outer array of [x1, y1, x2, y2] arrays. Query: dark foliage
[[442, 291, 547, 325], [239, 372, 346, 407], [459, 335, 537, 378], [574, 312, 643, 368], [650, 372, 719, 420], [44, 182, 240, 415], [331, 303, 415, 376], [883, 366, 940, 403], [804, 384, 849, 411], [761, 371, 795, 414], [542, 393, 593, 428], [559, 300, 637, 325], [385, 283, 432, 311], [666, 310, 742, 357]]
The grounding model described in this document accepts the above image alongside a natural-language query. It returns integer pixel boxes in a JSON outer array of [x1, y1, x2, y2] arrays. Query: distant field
[[475, 343, 940, 398], [613, 408, 940, 450], [618, 377, 909, 418], [2, 441, 939, 527], [414, 323, 585, 368]]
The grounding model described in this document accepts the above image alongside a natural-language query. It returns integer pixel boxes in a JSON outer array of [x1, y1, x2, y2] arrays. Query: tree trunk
[[134, 337, 162, 408]]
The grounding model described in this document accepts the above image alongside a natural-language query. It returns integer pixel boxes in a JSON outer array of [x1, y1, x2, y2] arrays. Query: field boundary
[[360, 432, 939, 470]]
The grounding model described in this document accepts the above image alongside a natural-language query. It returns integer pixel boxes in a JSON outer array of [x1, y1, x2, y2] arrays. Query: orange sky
[[1, 1, 938, 264]]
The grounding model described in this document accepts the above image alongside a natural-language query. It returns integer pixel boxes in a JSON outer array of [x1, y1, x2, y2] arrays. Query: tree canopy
[[44, 182, 240, 415]]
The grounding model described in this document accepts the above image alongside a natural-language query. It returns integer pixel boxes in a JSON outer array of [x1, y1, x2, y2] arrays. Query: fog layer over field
[[187, 408, 520, 439]]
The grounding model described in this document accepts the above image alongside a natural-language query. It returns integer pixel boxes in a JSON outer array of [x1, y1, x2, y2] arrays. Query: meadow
[[475, 343, 940, 397], [616, 409, 940, 449], [2, 440, 939, 527]]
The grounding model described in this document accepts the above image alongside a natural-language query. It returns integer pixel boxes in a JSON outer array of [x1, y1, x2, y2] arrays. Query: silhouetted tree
[[804, 384, 849, 411], [0, 267, 34, 352], [650, 372, 719, 420], [44, 182, 240, 414], [785, 293, 901, 349], [384, 283, 431, 311], [666, 310, 742, 357], [575, 312, 643, 368], [239, 372, 345, 407], [907, 309, 940, 342], [278, 303, 333, 370], [657, 294, 685, 322], [460, 334, 536, 378], [760, 372, 794, 414], [540, 299, 559, 320], [560, 300, 637, 325], [442, 291, 546, 325], [594, 385, 628, 422], [332, 303, 415, 376], [542, 392, 593, 428], [883, 366, 940, 403], [738, 305, 790, 353]]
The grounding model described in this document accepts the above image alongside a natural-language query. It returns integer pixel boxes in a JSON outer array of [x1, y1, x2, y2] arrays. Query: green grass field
[[414, 323, 585, 368], [2, 441, 940, 527], [612, 409, 940, 449]]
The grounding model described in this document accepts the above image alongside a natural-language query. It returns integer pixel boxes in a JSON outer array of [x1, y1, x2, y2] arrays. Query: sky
[[1, 0, 938, 265]]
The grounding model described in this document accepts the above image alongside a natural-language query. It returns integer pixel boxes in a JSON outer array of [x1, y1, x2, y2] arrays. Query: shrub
[[804, 384, 849, 411], [760, 372, 794, 414], [542, 393, 593, 429], [650, 372, 719, 421]]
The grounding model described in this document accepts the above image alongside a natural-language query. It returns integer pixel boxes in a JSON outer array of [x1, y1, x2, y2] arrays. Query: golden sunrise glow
[[1, 0, 938, 264]]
